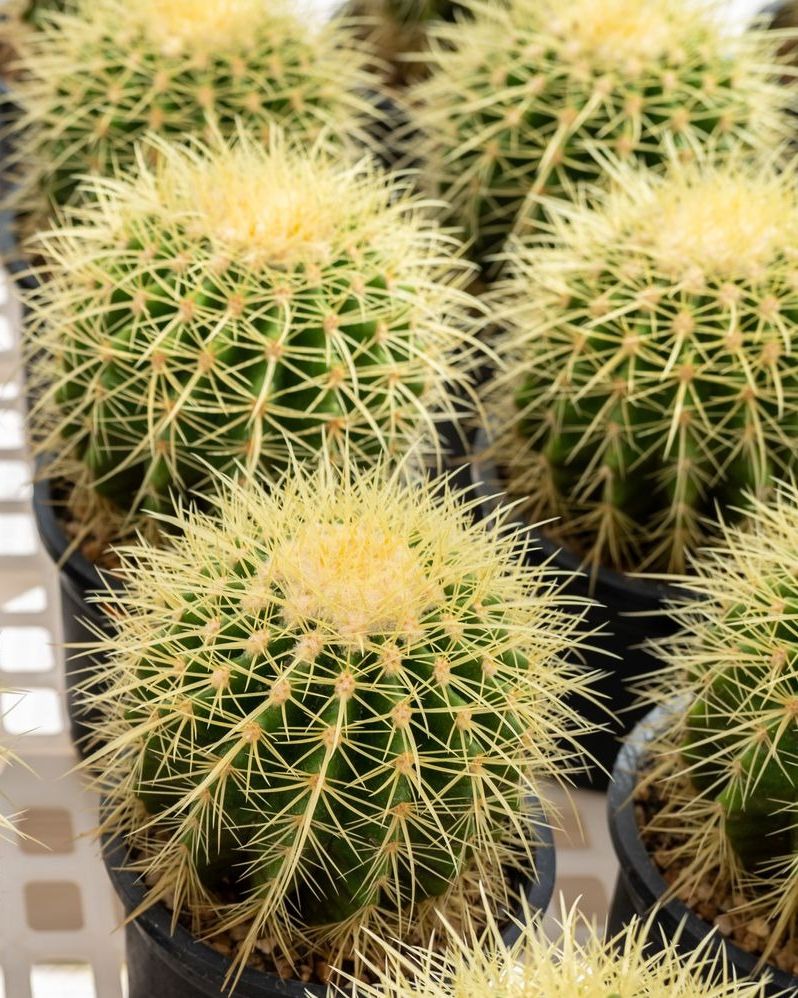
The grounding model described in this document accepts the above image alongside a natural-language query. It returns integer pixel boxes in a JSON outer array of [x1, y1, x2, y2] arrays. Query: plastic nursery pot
[[464, 428, 693, 791], [606, 702, 797, 996], [31, 470, 121, 756], [103, 815, 556, 998]]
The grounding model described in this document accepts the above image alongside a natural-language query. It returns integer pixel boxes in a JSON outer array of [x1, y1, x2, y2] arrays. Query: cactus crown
[[85, 459, 600, 983], [487, 155, 798, 576], [409, 0, 795, 265], [341, 899, 767, 997], [640, 480, 798, 966], [26, 129, 479, 549], [6, 0, 378, 218], [130, 0, 284, 55]]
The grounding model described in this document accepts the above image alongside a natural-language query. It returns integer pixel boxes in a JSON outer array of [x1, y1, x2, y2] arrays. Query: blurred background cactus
[[346, 0, 465, 86], [343, 899, 769, 997], [640, 480, 798, 970], [486, 156, 798, 576], [1, 0, 69, 32], [767, 0, 798, 32], [0, 0, 68, 81], [409, 0, 796, 268], [4, 0, 379, 229], [25, 130, 480, 554], [86, 460, 600, 982]]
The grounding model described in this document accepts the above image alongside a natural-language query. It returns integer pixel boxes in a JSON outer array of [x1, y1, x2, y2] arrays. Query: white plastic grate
[[0, 269, 126, 998]]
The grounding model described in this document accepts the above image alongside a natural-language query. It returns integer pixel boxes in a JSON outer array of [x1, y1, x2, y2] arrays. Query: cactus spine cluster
[[639, 481, 798, 967], [6, 0, 379, 220], [26, 130, 479, 545], [409, 0, 795, 266], [487, 156, 798, 576], [85, 459, 600, 982], [343, 900, 768, 998]]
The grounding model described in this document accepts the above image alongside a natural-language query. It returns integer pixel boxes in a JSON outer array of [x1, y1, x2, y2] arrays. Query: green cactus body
[[678, 578, 798, 870], [410, 0, 794, 266], [489, 159, 798, 575], [645, 482, 798, 911], [27, 132, 478, 541], [87, 462, 599, 979], [7, 0, 378, 220]]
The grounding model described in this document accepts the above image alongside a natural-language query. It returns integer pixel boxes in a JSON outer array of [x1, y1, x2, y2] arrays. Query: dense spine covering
[[487, 157, 798, 576], [341, 900, 768, 997], [409, 0, 795, 266], [639, 482, 798, 964], [85, 460, 601, 982], [26, 130, 480, 547], [5, 0, 379, 221]]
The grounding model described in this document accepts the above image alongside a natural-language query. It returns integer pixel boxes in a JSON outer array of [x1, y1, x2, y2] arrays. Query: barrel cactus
[[5, 0, 378, 224], [409, 0, 795, 266], [487, 156, 798, 576], [26, 130, 478, 548], [84, 459, 600, 982], [343, 899, 768, 997], [639, 481, 798, 970]]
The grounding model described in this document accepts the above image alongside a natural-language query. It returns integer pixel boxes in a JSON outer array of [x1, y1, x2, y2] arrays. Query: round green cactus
[[6, 0, 379, 222], [342, 899, 769, 998], [26, 130, 479, 546], [85, 460, 600, 981], [409, 0, 795, 266], [487, 156, 798, 576], [641, 481, 798, 958]]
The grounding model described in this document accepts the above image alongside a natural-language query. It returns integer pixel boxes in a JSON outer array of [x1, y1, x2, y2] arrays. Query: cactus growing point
[[84, 459, 601, 982]]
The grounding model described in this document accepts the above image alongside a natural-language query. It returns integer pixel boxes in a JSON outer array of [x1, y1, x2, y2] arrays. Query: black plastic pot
[[104, 814, 556, 998], [464, 428, 693, 790], [31, 472, 121, 754], [607, 703, 797, 996]]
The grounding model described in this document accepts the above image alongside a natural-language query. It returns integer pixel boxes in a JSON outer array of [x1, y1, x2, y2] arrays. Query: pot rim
[[102, 806, 555, 997], [608, 702, 798, 990], [467, 426, 690, 607], [30, 464, 123, 595]]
